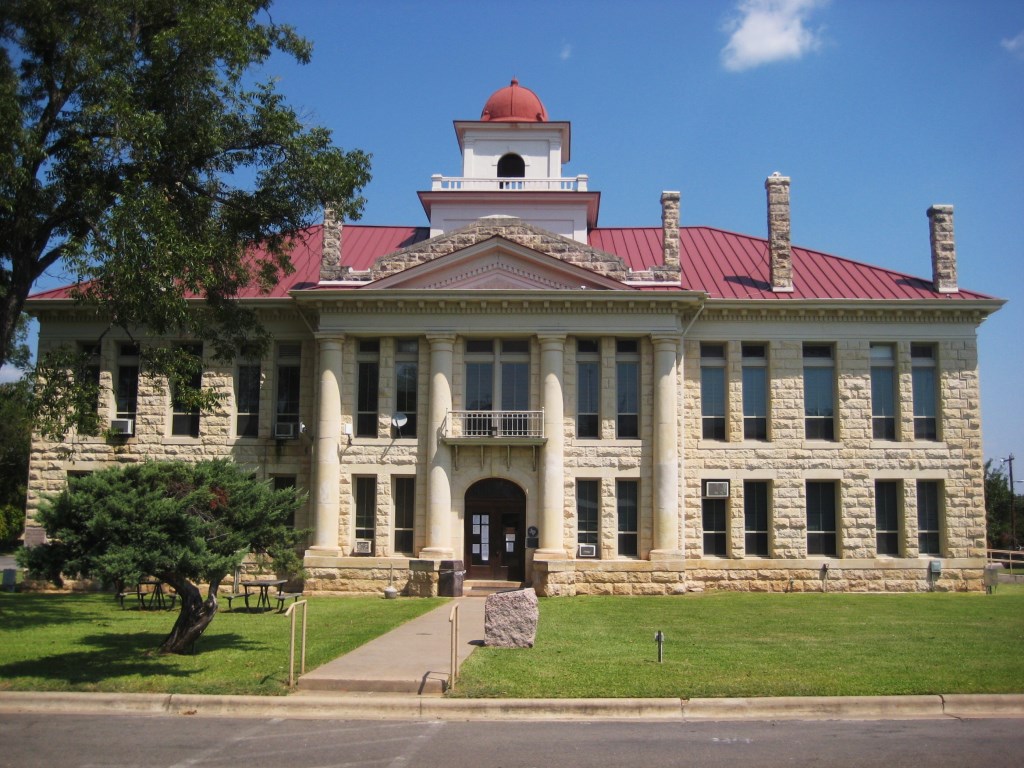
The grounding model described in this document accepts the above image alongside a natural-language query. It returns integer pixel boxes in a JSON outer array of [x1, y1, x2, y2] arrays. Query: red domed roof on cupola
[[480, 78, 548, 122]]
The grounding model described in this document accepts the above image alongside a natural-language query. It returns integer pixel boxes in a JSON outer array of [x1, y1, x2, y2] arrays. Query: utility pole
[[1002, 454, 1016, 549]]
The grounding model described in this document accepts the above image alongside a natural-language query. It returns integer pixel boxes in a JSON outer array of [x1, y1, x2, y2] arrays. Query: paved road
[[2, 713, 1021, 768]]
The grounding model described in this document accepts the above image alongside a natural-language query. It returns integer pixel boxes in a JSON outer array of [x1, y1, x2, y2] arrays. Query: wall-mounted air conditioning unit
[[274, 422, 297, 440], [109, 418, 134, 436], [353, 539, 372, 555], [705, 481, 730, 498], [577, 543, 597, 558]]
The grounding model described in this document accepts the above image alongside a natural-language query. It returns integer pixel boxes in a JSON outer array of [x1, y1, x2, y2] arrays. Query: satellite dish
[[392, 413, 408, 428]]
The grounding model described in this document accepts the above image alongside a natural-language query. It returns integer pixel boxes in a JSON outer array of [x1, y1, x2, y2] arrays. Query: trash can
[[2, 569, 17, 592], [438, 560, 464, 597], [984, 563, 1003, 594]]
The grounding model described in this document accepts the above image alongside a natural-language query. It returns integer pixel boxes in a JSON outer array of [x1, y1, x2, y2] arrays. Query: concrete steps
[[463, 580, 522, 597]]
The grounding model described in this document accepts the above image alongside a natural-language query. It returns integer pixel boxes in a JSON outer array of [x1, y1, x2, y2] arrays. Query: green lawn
[[453, 588, 1024, 699], [0, 593, 445, 695]]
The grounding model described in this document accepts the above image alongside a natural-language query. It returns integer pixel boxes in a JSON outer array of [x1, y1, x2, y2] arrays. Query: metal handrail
[[448, 602, 460, 692], [284, 599, 308, 688]]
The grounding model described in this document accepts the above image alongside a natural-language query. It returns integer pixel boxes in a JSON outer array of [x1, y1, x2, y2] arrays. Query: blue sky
[[15, 0, 1024, 468]]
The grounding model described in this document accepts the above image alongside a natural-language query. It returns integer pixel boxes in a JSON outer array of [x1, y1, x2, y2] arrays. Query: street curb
[[1, 692, 1023, 721]]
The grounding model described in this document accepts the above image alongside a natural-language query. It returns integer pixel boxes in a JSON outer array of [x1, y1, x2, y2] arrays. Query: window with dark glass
[[917, 480, 941, 555], [394, 339, 418, 438], [616, 479, 638, 556], [356, 340, 380, 437], [577, 339, 600, 438], [616, 339, 639, 439], [464, 339, 530, 436], [702, 480, 728, 556], [870, 344, 897, 440], [393, 477, 415, 554], [803, 344, 836, 441], [171, 343, 202, 437], [236, 362, 261, 438], [744, 480, 770, 556], [742, 343, 768, 440], [875, 480, 900, 556], [273, 475, 297, 527], [497, 153, 526, 188], [701, 343, 727, 440], [806, 480, 837, 556], [77, 342, 101, 414], [577, 479, 600, 547], [911, 344, 938, 441], [116, 343, 140, 422], [355, 476, 376, 543], [275, 343, 301, 432]]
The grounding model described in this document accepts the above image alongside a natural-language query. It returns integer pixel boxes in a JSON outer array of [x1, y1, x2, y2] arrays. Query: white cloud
[[721, 0, 828, 72], [1002, 30, 1024, 57], [0, 365, 26, 384], [560, 42, 572, 61]]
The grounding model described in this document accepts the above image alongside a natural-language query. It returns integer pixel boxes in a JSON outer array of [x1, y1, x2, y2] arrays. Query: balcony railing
[[430, 175, 588, 192], [443, 410, 545, 440]]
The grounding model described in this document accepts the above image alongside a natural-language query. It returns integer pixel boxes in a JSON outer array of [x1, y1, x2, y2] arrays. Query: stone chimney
[[765, 173, 793, 292], [661, 191, 681, 271], [927, 204, 958, 293], [319, 205, 344, 282]]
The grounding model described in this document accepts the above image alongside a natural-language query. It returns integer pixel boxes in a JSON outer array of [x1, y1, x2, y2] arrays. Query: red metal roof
[[29, 223, 993, 303]]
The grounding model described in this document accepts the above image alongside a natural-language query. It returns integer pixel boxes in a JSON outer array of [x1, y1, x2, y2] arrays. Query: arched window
[[497, 153, 525, 188]]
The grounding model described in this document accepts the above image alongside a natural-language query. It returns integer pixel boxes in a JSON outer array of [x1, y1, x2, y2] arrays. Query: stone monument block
[[484, 587, 539, 648]]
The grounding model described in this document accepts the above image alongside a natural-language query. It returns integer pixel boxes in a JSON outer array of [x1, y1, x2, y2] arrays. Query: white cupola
[[419, 79, 599, 242]]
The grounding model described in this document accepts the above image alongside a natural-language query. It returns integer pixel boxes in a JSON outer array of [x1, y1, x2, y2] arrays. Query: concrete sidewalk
[[297, 596, 486, 695]]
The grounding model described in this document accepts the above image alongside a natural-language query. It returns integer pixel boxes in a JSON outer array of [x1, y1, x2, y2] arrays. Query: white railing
[[448, 602, 460, 692], [444, 410, 544, 439], [430, 174, 588, 192]]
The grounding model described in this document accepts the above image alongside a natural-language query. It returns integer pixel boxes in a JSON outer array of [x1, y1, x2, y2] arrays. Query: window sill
[[165, 436, 202, 445], [869, 440, 948, 450], [801, 440, 843, 450]]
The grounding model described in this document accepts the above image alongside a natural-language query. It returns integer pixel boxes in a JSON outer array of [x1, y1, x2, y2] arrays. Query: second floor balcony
[[442, 410, 546, 444]]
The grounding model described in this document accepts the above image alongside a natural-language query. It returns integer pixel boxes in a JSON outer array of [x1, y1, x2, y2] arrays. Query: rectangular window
[[742, 343, 768, 441], [78, 342, 101, 414], [236, 363, 261, 438], [875, 480, 901, 556], [702, 480, 728, 556], [576, 339, 600, 438], [806, 480, 838, 556], [273, 475, 297, 528], [355, 476, 376, 544], [616, 479, 638, 557], [870, 344, 897, 440], [116, 343, 140, 422], [275, 343, 301, 433], [616, 339, 639, 439], [393, 477, 415, 554], [911, 344, 938, 441], [700, 343, 726, 440], [577, 479, 600, 547], [171, 343, 202, 437], [464, 339, 530, 436], [917, 480, 942, 555], [356, 340, 380, 438], [394, 339, 418, 438], [803, 344, 836, 441], [744, 480, 770, 556]]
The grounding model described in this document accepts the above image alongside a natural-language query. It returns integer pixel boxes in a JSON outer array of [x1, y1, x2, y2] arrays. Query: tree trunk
[[159, 579, 217, 654]]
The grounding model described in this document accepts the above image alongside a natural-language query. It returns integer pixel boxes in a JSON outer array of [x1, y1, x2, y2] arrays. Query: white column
[[651, 334, 681, 558], [535, 334, 566, 558], [309, 336, 343, 554], [421, 334, 455, 559]]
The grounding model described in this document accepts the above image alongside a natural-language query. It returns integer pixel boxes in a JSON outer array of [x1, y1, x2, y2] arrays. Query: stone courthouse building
[[26, 80, 1004, 595]]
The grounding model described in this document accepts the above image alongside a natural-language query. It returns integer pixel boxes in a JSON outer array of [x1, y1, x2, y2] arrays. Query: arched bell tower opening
[[464, 478, 526, 581], [497, 152, 526, 188]]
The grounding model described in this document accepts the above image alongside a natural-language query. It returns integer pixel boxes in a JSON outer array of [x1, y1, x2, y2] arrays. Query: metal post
[[285, 600, 308, 688], [654, 631, 665, 663], [449, 602, 460, 690], [1002, 455, 1016, 550]]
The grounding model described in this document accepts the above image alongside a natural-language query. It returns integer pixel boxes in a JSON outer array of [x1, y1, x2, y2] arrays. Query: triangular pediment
[[367, 234, 631, 291]]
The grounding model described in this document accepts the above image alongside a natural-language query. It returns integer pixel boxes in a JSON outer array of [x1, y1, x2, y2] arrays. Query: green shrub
[[0, 503, 24, 549]]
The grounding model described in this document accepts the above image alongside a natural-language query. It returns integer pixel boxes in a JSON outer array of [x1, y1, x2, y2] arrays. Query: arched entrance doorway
[[465, 478, 526, 581]]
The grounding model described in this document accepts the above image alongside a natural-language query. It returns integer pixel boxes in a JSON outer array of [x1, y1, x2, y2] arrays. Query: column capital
[[426, 333, 457, 349], [650, 333, 681, 348], [314, 333, 346, 344], [537, 332, 568, 347]]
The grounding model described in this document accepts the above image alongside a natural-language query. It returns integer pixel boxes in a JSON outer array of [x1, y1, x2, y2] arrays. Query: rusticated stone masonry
[[368, 217, 632, 281], [319, 206, 345, 282], [928, 204, 958, 293], [765, 173, 793, 292], [658, 191, 682, 283]]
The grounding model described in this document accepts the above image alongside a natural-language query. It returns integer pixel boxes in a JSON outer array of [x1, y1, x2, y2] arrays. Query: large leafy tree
[[985, 459, 1018, 550], [20, 459, 304, 654], [0, 0, 370, 421]]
